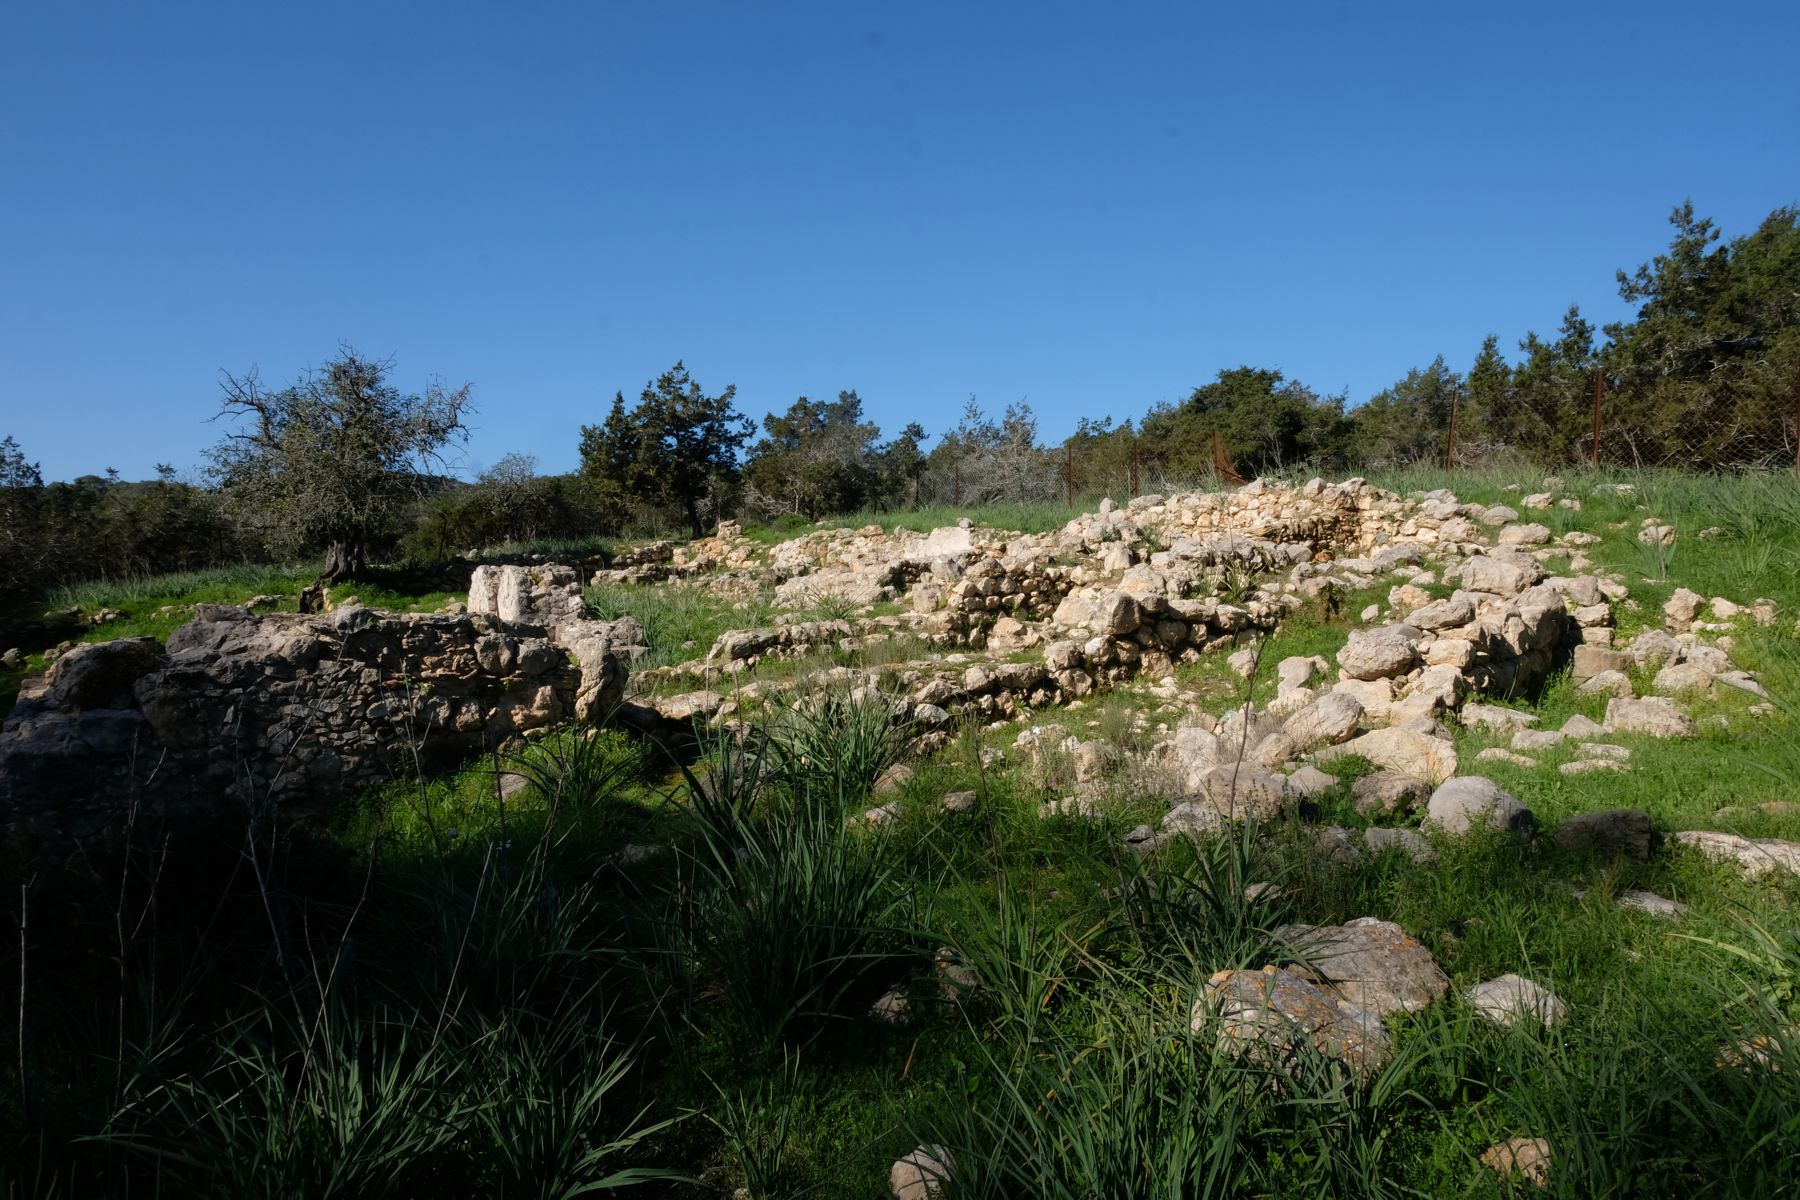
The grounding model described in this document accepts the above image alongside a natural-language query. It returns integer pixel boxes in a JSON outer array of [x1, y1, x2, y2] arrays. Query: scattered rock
[[1426, 776, 1535, 837], [1603, 697, 1697, 739], [1362, 826, 1436, 863], [869, 987, 913, 1026], [1498, 522, 1553, 546], [1282, 693, 1364, 748], [1475, 748, 1538, 768], [1616, 889, 1685, 919], [1336, 625, 1422, 681], [1286, 764, 1338, 797], [1481, 1137, 1552, 1188], [1467, 974, 1566, 1029], [1197, 965, 1392, 1081], [1663, 587, 1704, 628], [1552, 808, 1653, 859], [1276, 917, 1450, 1018], [874, 763, 917, 794], [941, 789, 979, 814], [1558, 759, 1626, 776], [1460, 703, 1538, 734], [889, 1144, 955, 1200], [1576, 670, 1633, 699], [1318, 727, 1457, 784], [1351, 771, 1431, 817], [1672, 830, 1800, 879]]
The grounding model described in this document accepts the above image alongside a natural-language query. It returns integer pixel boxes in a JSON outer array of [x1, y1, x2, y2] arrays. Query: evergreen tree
[[577, 362, 753, 538]]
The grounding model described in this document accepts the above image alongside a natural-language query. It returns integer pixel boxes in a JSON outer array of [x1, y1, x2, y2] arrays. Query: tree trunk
[[319, 540, 365, 584], [683, 498, 705, 541]]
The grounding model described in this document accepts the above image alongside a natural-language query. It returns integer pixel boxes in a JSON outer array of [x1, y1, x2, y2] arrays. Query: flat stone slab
[[1553, 808, 1653, 859], [1467, 973, 1566, 1029], [1197, 965, 1392, 1080], [1427, 776, 1535, 837], [1276, 917, 1449, 1018], [1672, 830, 1800, 878]]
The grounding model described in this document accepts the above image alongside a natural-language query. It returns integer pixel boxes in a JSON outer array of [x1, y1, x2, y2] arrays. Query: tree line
[[2, 201, 1795, 602]]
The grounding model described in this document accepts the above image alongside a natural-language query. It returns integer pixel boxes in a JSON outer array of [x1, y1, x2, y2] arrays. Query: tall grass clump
[[665, 728, 914, 1058], [585, 583, 773, 669], [769, 688, 909, 806]]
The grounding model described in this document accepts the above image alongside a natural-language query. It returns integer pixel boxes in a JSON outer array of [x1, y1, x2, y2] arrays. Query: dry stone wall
[[0, 602, 633, 847]]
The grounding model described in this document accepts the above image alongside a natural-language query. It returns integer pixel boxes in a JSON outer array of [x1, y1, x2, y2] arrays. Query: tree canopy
[[206, 349, 472, 582], [578, 362, 754, 538]]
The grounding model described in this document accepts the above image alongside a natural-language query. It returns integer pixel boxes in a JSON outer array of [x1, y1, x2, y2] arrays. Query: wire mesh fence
[[900, 379, 1800, 515]]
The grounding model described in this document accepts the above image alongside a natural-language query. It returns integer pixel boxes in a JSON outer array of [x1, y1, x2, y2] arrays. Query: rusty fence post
[[1130, 442, 1141, 498], [953, 461, 962, 508], [1446, 390, 1458, 472], [1592, 368, 1604, 470], [1792, 358, 1800, 477], [1064, 444, 1075, 508]]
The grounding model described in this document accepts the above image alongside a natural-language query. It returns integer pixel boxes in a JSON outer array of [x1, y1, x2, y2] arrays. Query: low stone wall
[[0, 603, 632, 846]]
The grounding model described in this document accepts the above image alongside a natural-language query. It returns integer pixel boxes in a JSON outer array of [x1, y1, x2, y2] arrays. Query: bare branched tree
[[207, 347, 472, 585]]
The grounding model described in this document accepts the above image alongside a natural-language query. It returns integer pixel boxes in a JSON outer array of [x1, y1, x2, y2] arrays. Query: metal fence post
[[953, 461, 962, 508], [1130, 442, 1141, 498], [1064, 444, 1075, 508], [1445, 391, 1458, 472], [1592, 369, 1604, 470], [1792, 359, 1800, 476]]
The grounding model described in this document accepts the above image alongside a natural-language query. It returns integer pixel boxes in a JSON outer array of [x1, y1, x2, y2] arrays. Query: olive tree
[[208, 349, 472, 584]]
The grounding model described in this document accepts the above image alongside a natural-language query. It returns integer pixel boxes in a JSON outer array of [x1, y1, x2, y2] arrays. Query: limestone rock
[[1319, 727, 1457, 784], [1276, 917, 1449, 1018], [1282, 693, 1364, 749], [1603, 696, 1697, 739], [1336, 625, 1422, 681], [1481, 1137, 1552, 1188], [1196, 965, 1392, 1081], [889, 1144, 955, 1200], [1576, 670, 1633, 699], [941, 789, 979, 814], [1571, 644, 1632, 682], [1350, 770, 1430, 817], [1552, 808, 1653, 860], [1426, 776, 1534, 837], [1672, 830, 1800, 879], [1467, 974, 1566, 1029], [1460, 703, 1538, 734], [1362, 826, 1436, 863], [1652, 662, 1715, 694]]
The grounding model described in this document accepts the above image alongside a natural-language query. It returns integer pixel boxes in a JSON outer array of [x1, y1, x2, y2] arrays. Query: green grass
[[0, 563, 465, 717], [742, 497, 1092, 541], [7, 468, 1800, 1194], [584, 583, 776, 671]]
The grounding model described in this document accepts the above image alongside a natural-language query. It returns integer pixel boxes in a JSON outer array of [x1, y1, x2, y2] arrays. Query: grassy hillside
[[3, 467, 1799, 1196]]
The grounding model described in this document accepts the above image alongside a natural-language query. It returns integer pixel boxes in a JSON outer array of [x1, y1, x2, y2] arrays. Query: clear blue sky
[[3, 1, 1795, 483]]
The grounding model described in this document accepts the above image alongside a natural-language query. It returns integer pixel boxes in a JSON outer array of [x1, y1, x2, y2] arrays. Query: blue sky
[[3, 1, 1795, 483]]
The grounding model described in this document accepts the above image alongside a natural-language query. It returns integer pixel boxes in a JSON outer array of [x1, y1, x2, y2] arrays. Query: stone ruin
[[2, 476, 1780, 857], [0, 595, 637, 847]]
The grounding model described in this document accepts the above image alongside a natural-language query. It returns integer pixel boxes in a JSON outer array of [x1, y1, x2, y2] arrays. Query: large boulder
[[1603, 696, 1697, 739], [1196, 965, 1391, 1081], [1281, 693, 1364, 748], [1336, 625, 1422, 681], [1317, 727, 1458, 784], [1671, 830, 1800, 879], [1553, 808, 1654, 860], [1426, 776, 1535, 836], [1277, 917, 1449, 1018]]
